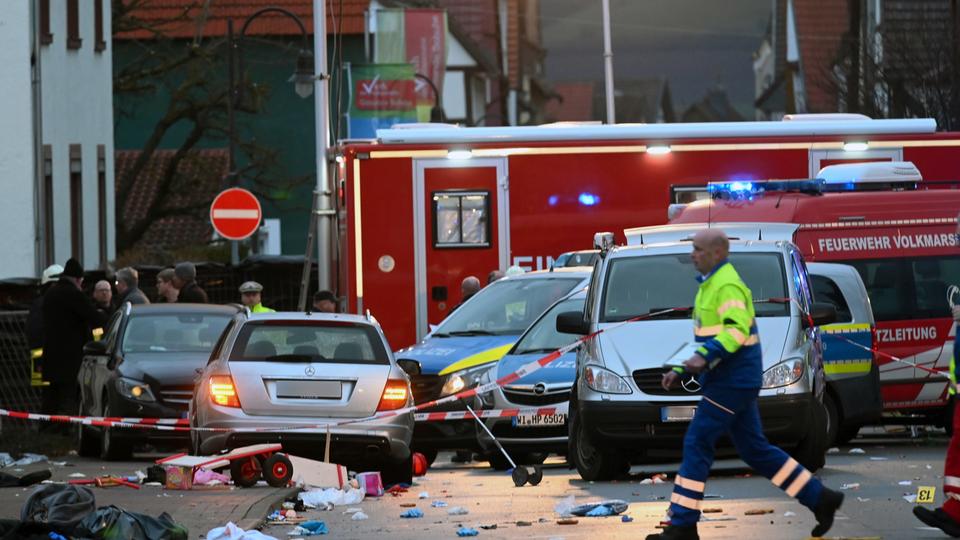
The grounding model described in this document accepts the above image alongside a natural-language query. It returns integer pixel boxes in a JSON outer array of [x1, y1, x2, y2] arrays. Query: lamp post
[[415, 73, 445, 123], [226, 7, 315, 264]]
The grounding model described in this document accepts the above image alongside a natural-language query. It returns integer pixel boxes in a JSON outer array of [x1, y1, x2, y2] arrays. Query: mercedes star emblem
[[681, 376, 701, 393], [305, 365, 316, 376]]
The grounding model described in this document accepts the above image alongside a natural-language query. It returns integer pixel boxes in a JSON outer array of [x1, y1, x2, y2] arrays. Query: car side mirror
[[556, 311, 589, 335], [805, 302, 837, 328], [83, 341, 107, 356]]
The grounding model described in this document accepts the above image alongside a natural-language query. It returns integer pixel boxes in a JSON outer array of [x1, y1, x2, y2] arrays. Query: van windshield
[[435, 277, 583, 336], [513, 296, 587, 354], [600, 253, 789, 322]]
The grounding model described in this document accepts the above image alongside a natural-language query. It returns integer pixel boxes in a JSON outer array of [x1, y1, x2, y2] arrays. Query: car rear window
[[121, 313, 231, 354], [229, 321, 389, 364], [600, 253, 789, 322]]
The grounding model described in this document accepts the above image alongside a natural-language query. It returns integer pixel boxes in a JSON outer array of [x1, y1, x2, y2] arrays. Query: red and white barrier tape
[[0, 309, 675, 434], [823, 333, 946, 377], [413, 404, 568, 422]]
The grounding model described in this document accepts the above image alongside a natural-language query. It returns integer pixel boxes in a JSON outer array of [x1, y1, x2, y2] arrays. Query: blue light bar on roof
[[707, 178, 826, 199]]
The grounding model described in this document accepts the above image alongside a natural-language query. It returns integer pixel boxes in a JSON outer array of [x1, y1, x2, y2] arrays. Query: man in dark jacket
[[114, 267, 150, 307], [173, 262, 208, 303], [27, 265, 63, 395], [41, 259, 106, 419]]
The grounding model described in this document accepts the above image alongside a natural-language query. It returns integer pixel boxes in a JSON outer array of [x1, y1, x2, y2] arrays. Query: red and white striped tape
[[0, 308, 675, 433], [413, 404, 568, 422]]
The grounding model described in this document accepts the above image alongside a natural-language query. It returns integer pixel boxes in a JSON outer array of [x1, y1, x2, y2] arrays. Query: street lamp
[[225, 6, 315, 263], [415, 73, 445, 123]]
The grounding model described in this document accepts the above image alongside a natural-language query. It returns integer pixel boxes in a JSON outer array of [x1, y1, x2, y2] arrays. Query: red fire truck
[[333, 115, 960, 349], [670, 162, 960, 421]]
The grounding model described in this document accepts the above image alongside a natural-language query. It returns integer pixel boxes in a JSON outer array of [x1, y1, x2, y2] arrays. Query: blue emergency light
[[707, 178, 826, 199]]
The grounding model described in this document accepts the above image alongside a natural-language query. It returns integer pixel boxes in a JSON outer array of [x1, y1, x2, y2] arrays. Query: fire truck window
[[846, 260, 907, 322], [432, 192, 490, 248], [843, 257, 960, 322], [810, 275, 852, 323], [670, 186, 709, 204], [911, 257, 960, 318]]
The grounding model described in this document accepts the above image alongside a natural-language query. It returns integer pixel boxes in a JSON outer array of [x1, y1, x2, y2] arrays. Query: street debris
[[194, 469, 230, 486], [702, 508, 723, 514], [448, 506, 469, 516], [479, 524, 498, 530], [400, 503, 417, 508], [700, 516, 737, 522], [640, 474, 668, 485], [557, 518, 579, 525], [287, 520, 329, 536], [827, 448, 840, 454], [68, 473, 86, 478], [456, 527, 479, 537], [78, 506, 187, 539], [566, 499, 628, 517], [0, 453, 48, 468], [357, 472, 384, 497], [621, 515, 634, 523], [207, 522, 277, 540], [418, 491, 429, 498], [703, 493, 723, 499], [904, 494, 918, 503], [840, 483, 861, 490], [516, 521, 532, 527], [298, 487, 364, 509], [69, 476, 140, 490], [351, 511, 368, 521], [431, 500, 448, 508], [386, 484, 409, 496], [0, 469, 51, 487], [400, 508, 424, 518], [783, 511, 796, 517], [869, 457, 889, 461], [899, 480, 913, 486], [857, 497, 871, 502], [744, 509, 774, 515], [849, 448, 866, 454], [555, 495, 576, 516]]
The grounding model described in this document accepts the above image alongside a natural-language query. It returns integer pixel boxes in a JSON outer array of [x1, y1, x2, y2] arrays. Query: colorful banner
[[348, 63, 418, 138], [375, 8, 448, 122]]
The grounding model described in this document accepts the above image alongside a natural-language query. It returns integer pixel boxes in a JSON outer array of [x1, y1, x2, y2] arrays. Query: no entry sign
[[210, 188, 262, 240]]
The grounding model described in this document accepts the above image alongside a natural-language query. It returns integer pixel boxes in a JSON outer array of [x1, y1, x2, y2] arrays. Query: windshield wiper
[[447, 330, 498, 336], [431, 332, 451, 338], [515, 347, 567, 355], [645, 306, 693, 319]]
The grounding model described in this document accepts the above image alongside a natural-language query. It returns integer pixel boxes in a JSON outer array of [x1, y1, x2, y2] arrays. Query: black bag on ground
[[20, 484, 95, 532], [77, 505, 188, 540]]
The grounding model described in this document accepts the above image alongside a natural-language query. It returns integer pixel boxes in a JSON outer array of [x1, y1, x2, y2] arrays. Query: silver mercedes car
[[191, 310, 414, 483]]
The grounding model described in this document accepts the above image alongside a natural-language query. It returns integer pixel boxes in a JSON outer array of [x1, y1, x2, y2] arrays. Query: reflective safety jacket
[[251, 303, 275, 313], [950, 328, 958, 396], [693, 260, 762, 389]]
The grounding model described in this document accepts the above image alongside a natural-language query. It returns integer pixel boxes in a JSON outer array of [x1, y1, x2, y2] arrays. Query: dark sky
[[540, 0, 772, 118]]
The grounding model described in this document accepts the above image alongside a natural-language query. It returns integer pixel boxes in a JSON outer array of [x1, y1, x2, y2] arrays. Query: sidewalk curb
[[237, 486, 301, 532]]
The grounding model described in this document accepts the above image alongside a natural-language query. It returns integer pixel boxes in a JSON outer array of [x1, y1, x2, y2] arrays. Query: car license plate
[[512, 413, 567, 427], [660, 406, 697, 423]]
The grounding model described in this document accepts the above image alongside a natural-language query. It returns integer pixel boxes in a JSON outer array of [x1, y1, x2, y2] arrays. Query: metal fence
[[0, 311, 39, 427]]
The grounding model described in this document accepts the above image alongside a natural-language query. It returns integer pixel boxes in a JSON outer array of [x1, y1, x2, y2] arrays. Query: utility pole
[[601, 0, 616, 124], [314, 0, 333, 294]]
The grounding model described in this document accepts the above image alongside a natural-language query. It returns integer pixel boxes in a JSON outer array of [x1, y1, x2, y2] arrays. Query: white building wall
[[0, 3, 38, 278], [41, 0, 115, 271]]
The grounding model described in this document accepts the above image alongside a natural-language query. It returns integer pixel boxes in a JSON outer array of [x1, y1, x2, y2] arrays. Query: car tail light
[[377, 379, 409, 411], [209, 375, 241, 408]]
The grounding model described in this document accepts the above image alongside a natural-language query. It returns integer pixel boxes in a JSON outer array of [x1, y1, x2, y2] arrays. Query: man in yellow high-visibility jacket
[[647, 229, 842, 540], [239, 281, 275, 313]]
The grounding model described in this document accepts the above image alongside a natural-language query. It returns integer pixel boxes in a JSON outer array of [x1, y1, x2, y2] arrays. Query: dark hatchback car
[[77, 303, 238, 460]]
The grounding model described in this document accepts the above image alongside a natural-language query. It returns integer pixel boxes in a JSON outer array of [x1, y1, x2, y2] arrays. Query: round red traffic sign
[[210, 188, 262, 240]]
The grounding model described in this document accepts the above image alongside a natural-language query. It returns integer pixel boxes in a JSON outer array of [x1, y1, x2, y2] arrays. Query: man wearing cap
[[26, 264, 63, 393], [41, 259, 107, 420], [239, 281, 274, 313], [173, 262, 209, 303], [313, 290, 338, 313]]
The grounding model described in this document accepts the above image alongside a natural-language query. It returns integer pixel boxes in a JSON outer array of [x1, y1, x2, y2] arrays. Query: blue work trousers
[[668, 387, 823, 526]]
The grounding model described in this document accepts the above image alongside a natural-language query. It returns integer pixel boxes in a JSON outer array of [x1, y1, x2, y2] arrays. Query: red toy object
[[156, 443, 293, 489], [412, 452, 428, 477], [68, 476, 140, 489]]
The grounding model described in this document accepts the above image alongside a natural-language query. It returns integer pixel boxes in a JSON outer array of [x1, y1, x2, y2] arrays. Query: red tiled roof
[[545, 82, 596, 121], [115, 0, 368, 40], [792, 0, 848, 113], [116, 149, 228, 251]]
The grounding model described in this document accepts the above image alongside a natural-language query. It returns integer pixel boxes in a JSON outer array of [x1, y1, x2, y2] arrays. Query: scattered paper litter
[[400, 508, 423, 518], [849, 448, 866, 454], [207, 522, 278, 540], [870, 457, 889, 461], [431, 500, 448, 508], [840, 483, 860, 490], [298, 487, 364, 509], [68, 473, 86, 478], [418, 491, 429, 499], [456, 528, 478, 537], [350, 511, 368, 521], [857, 497, 871, 502], [899, 481, 913, 486], [554, 495, 576, 516], [50, 461, 68, 467], [827, 447, 840, 454], [448, 506, 469, 516], [783, 511, 797, 517], [904, 494, 918, 503]]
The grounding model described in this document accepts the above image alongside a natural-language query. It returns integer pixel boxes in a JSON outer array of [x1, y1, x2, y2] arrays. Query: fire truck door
[[808, 148, 902, 176], [413, 158, 509, 339]]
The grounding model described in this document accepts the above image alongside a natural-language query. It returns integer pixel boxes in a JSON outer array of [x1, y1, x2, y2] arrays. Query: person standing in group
[[92, 280, 113, 317], [646, 229, 843, 540], [27, 264, 63, 399], [173, 262, 208, 303], [114, 267, 150, 307], [155, 268, 179, 303], [913, 212, 960, 536], [487, 269, 504, 285], [40, 259, 106, 423], [312, 290, 338, 313], [452, 276, 481, 312], [239, 281, 274, 313]]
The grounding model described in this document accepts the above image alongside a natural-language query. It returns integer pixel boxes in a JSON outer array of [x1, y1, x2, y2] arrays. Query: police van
[[557, 232, 839, 481], [394, 268, 590, 465]]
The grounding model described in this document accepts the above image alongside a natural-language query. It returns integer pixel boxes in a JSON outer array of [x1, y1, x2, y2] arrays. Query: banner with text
[[375, 8, 448, 122], [348, 63, 418, 138]]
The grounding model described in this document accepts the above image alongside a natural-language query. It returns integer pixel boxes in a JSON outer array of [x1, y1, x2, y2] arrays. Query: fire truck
[[333, 115, 960, 350], [670, 162, 960, 423]]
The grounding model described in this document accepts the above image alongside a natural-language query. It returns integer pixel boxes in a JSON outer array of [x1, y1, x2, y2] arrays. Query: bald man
[[451, 276, 481, 313], [648, 229, 842, 540]]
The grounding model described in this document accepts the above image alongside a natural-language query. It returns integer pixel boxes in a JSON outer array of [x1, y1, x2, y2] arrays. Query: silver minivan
[[558, 235, 837, 481]]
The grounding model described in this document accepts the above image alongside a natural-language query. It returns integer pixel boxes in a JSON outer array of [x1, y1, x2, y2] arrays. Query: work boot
[[811, 486, 844, 537], [644, 524, 699, 540], [913, 506, 960, 537]]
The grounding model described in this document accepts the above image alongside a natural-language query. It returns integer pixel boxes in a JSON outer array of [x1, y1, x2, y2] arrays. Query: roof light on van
[[842, 141, 869, 152], [707, 179, 824, 199], [446, 149, 473, 160], [646, 145, 672, 155]]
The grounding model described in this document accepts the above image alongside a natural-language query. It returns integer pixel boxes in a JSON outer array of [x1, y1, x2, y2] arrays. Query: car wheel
[[230, 456, 262, 488], [100, 403, 133, 461], [76, 402, 100, 458], [263, 454, 294, 488], [792, 397, 827, 472], [823, 392, 840, 448], [380, 453, 413, 487], [569, 398, 627, 481], [835, 424, 860, 445]]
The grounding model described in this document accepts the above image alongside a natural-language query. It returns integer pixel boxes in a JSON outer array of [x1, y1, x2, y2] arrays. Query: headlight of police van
[[441, 364, 491, 397], [116, 377, 157, 402], [584, 365, 632, 394], [475, 366, 498, 408], [761, 359, 805, 389]]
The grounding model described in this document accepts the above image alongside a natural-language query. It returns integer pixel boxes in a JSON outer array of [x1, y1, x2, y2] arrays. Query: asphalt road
[[262, 429, 954, 540]]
